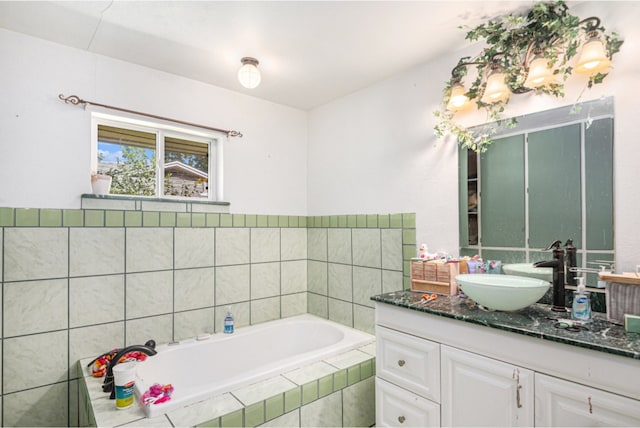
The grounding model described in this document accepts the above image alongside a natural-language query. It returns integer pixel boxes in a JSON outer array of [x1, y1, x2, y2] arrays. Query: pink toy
[[141, 383, 174, 406]]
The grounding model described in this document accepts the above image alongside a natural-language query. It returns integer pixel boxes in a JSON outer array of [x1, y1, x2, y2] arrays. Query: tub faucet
[[102, 340, 157, 399], [534, 240, 567, 312]]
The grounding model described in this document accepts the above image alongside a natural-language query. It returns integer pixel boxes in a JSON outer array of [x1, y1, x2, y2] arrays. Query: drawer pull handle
[[398, 416, 406, 424], [398, 359, 406, 367]]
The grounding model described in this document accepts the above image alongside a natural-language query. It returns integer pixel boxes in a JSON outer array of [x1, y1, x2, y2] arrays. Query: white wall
[[0, 28, 308, 215], [308, 1, 640, 272]]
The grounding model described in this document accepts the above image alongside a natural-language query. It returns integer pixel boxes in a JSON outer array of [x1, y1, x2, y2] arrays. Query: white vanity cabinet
[[375, 302, 640, 428], [535, 373, 640, 426], [441, 345, 534, 427]]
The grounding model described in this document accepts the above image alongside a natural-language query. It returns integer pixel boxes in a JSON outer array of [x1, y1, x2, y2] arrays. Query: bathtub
[[134, 314, 375, 417]]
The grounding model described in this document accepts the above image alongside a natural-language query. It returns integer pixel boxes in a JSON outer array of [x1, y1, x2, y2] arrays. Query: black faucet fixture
[[534, 239, 567, 312]]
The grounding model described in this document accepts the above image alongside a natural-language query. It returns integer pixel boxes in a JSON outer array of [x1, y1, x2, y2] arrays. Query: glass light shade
[[446, 83, 471, 111], [574, 37, 611, 75], [481, 71, 510, 104], [524, 56, 555, 88], [238, 59, 261, 89]]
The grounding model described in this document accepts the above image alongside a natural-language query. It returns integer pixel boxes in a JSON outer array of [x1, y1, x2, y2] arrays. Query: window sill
[[81, 194, 230, 213]]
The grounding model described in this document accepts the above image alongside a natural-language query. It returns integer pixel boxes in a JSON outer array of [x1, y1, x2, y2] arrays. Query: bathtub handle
[[398, 359, 406, 367], [398, 415, 406, 424]]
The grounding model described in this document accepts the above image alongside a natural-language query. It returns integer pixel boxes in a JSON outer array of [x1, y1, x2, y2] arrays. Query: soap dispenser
[[571, 277, 591, 322], [224, 306, 234, 334]]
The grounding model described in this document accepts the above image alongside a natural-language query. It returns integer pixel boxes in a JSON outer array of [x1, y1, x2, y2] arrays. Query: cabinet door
[[441, 345, 534, 427], [376, 326, 440, 402], [535, 373, 640, 426], [376, 377, 440, 428]]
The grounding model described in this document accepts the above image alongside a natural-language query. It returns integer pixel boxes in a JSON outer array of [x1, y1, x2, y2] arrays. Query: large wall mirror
[[458, 97, 614, 287]]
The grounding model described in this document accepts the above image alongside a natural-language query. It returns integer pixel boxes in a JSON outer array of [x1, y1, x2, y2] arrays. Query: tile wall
[[0, 207, 415, 427]]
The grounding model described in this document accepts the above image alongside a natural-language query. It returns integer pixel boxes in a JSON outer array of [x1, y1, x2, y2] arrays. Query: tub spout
[[102, 340, 157, 399]]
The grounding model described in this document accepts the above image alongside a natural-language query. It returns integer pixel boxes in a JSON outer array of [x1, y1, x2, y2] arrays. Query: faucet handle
[[544, 239, 562, 251]]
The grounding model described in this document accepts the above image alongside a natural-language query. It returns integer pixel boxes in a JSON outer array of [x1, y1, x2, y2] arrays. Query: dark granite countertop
[[371, 290, 640, 360]]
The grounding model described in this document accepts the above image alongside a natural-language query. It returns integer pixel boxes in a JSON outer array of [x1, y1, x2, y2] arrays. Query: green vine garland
[[433, 1, 623, 153]]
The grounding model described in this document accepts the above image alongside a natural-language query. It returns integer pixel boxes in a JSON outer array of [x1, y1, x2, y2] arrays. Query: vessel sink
[[502, 263, 553, 282], [455, 274, 551, 311]]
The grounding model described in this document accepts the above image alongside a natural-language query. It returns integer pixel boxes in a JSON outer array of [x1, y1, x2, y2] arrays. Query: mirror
[[458, 97, 614, 288]]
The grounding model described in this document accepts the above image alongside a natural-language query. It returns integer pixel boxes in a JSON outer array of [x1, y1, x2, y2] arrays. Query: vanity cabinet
[[375, 303, 640, 427], [441, 345, 534, 427], [535, 373, 640, 426]]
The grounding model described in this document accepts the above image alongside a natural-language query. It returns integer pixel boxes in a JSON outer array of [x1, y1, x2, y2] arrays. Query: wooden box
[[410, 260, 459, 295]]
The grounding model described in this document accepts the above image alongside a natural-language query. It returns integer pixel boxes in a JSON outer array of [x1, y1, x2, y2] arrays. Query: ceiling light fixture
[[434, 1, 623, 153], [238, 57, 261, 89]]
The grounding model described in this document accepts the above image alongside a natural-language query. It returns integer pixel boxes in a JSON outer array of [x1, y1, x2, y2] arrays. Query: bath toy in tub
[[88, 348, 149, 378], [141, 383, 174, 406]]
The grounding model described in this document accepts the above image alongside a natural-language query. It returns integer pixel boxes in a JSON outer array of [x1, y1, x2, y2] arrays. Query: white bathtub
[[134, 314, 375, 417]]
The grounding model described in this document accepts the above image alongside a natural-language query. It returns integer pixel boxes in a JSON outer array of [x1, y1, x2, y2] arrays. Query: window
[[91, 112, 224, 201]]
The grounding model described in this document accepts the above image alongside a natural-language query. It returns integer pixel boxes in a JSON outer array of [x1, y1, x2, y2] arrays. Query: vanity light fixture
[[434, 1, 623, 153], [238, 57, 261, 89]]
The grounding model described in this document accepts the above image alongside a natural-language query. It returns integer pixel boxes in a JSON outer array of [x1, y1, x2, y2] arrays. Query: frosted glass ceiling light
[[238, 57, 261, 89], [446, 81, 471, 111], [480, 67, 510, 104], [524, 53, 555, 88]]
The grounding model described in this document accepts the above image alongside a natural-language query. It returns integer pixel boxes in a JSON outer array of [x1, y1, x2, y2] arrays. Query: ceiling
[[0, 1, 541, 110]]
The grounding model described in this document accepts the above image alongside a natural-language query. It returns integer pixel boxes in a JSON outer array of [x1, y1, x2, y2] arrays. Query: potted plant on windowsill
[[91, 171, 112, 195]]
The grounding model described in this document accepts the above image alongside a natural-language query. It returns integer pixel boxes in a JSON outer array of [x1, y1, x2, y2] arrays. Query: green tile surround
[[79, 346, 376, 427]]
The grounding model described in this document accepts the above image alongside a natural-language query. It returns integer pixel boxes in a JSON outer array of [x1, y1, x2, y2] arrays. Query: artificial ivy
[[434, 0, 623, 153]]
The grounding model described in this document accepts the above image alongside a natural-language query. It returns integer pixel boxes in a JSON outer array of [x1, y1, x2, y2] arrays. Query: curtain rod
[[58, 94, 243, 138]]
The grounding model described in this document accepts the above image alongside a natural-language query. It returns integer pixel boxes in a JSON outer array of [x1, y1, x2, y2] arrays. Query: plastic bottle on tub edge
[[224, 306, 234, 334]]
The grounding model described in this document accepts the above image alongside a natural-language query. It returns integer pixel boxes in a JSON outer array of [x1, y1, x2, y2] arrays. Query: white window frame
[[90, 110, 225, 201]]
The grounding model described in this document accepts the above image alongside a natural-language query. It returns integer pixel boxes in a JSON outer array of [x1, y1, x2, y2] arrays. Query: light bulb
[[481, 71, 510, 104], [524, 56, 555, 88], [446, 83, 471, 111], [575, 36, 611, 75]]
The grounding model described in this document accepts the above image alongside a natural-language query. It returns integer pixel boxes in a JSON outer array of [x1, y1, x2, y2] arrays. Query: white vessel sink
[[455, 274, 551, 311], [502, 263, 553, 282]]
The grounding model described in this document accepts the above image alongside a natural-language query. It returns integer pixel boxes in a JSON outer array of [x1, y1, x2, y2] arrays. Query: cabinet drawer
[[376, 325, 440, 402], [376, 377, 440, 428], [535, 373, 640, 426]]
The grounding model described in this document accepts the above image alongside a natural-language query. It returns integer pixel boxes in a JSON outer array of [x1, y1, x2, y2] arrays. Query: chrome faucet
[[102, 340, 157, 399], [534, 239, 567, 312]]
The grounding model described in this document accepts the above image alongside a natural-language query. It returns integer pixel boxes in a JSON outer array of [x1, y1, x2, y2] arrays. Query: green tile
[[192, 213, 206, 227], [330, 216, 338, 228], [197, 418, 220, 428], [0, 207, 14, 226], [284, 387, 301, 413], [220, 409, 243, 428], [177, 213, 192, 227], [389, 213, 403, 228], [160, 212, 176, 227], [367, 214, 378, 228], [318, 375, 333, 398], [347, 364, 361, 386], [321, 216, 330, 228], [206, 213, 220, 227], [403, 228, 416, 245], [232, 214, 245, 227], [256, 215, 268, 227], [402, 213, 416, 228], [360, 359, 373, 379], [40, 209, 62, 227], [244, 401, 264, 427], [142, 211, 160, 227], [268, 215, 279, 227], [372, 359, 376, 376], [245, 214, 257, 228], [105, 210, 124, 227], [302, 381, 318, 405], [265, 394, 284, 422], [403, 244, 417, 260], [277, 215, 287, 227], [338, 215, 348, 228], [124, 211, 142, 227], [378, 214, 390, 228], [84, 210, 104, 227], [220, 214, 233, 227], [356, 215, 367, 228], [288, 216, 299, 227], [333, 369, 347, 390], [15, 208, 39, 226], [403, 276, 412, 290], [347, 215, 357, 228], [298, 216, 307, 228]]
